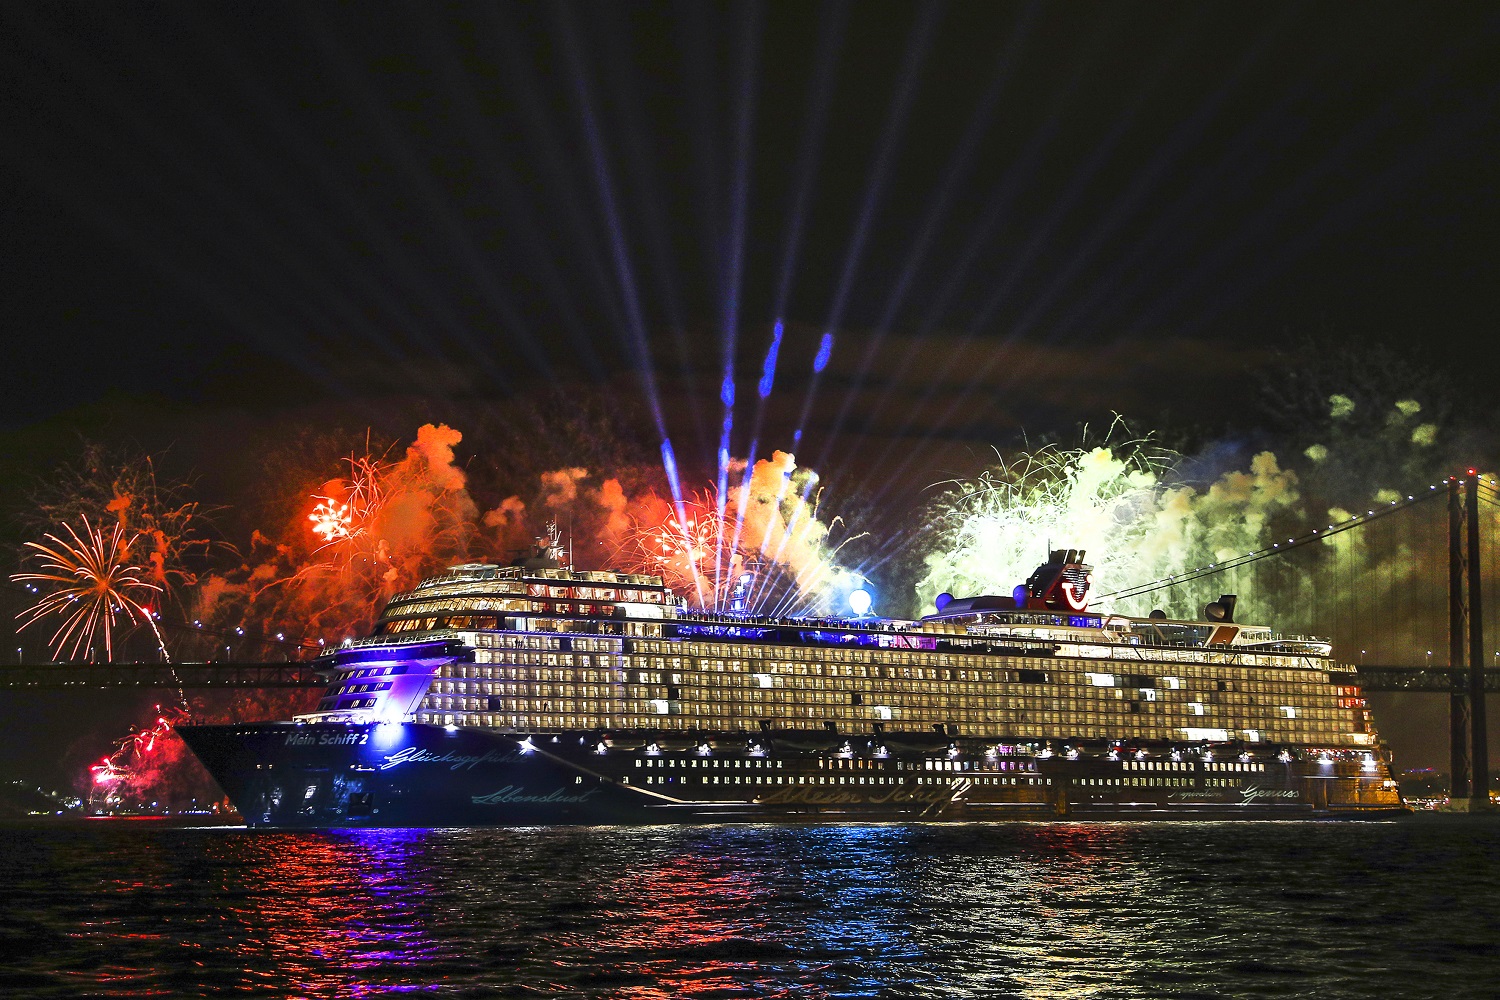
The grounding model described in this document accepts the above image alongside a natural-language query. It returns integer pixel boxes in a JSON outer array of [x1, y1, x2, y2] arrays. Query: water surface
[[2, 819, 1497, 998]]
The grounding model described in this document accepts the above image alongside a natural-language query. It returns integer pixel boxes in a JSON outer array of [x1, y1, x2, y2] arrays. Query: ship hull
[[179, 722, 1405, 828]]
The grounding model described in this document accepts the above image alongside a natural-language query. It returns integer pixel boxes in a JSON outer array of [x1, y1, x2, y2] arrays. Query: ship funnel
[[1204, 595, 1238, 622], [1020, 545, 1094, 611]]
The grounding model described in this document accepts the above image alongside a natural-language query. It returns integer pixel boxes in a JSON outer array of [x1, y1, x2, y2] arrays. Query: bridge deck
[[0, 662, 328, 689], [1329, 666, 1500, 693]]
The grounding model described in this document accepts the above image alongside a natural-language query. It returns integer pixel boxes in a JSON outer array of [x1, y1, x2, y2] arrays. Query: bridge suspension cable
[[1097, 482, 1450, 603]]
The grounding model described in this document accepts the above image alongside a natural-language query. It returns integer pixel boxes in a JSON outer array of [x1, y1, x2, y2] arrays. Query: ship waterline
[[179, 549, 1405, 826]]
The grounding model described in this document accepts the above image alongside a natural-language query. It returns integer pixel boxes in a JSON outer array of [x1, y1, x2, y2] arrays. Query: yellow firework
[[11, 515, 166, 662]]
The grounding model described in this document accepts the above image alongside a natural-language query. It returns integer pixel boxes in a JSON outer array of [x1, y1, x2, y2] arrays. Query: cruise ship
[[178, 543, 1405, 826]]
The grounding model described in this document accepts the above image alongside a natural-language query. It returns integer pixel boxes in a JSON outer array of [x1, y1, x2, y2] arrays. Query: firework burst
[[620, 490, 738, 605], [617, 458, 866, 617], [307, 451, 390, 553], [22, 442, 218, 600], [916, 430, 1303, 618], [11, 515, 168, 662], [308, 497, 354, 543], [918, 437, 1169, 610], [87, 703, 191, 809]]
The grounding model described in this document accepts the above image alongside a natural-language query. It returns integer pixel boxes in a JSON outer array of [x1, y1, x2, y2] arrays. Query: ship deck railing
[[408, 567, 665, 591], [336, 620, 1332, 671]]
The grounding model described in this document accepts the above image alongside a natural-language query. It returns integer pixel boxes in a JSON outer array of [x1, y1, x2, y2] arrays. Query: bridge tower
[[1447, 474, 1491, 810]]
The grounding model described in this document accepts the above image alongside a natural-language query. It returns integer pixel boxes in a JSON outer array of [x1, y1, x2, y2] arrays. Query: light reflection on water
[[226, 830, 451, 995], [1, 820, 1498, 998]]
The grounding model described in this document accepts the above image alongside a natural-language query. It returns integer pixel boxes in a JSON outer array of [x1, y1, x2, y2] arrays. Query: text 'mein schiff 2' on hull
[[178, 544, 1405, 827]]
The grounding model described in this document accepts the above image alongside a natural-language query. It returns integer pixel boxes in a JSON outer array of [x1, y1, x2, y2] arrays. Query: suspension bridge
[[1095, 472, 1500, 807], [4, 474, 1497, 804], [0, 661, 327, 689]]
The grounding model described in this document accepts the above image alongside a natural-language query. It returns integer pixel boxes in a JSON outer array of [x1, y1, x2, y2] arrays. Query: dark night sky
[[4, 2, 1498, 462], [2, 3, 1499, 779]]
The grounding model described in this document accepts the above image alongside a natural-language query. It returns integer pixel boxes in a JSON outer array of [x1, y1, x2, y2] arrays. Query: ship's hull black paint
[[179, 723, 1403, 828]]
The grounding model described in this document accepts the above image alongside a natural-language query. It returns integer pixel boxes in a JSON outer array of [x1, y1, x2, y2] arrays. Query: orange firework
[[306, 451, 392, 555], [616, 483, 862, 615], [618, 492, 723, 601], [11, 515, 168, 662]]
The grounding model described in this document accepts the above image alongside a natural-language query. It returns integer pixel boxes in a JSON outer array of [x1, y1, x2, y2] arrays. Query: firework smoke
[[912, 397, 1493, 673], [22, 441, 216, 602], [471, 449, 862, 614], [195, 424, 480, 644]]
